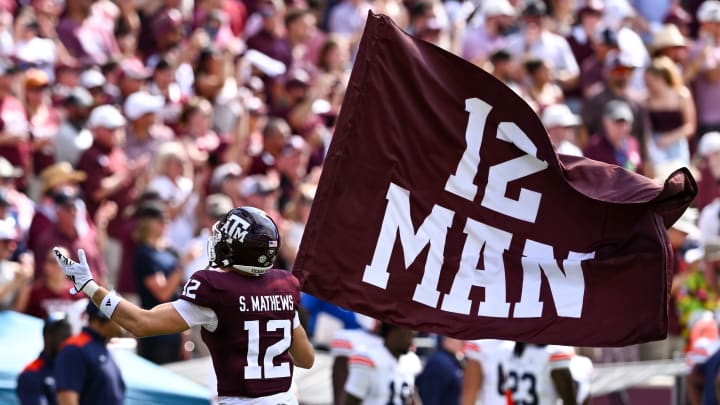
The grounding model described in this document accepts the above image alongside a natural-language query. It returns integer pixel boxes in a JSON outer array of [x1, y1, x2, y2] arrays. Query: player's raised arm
[[53, 248, 190, 337]]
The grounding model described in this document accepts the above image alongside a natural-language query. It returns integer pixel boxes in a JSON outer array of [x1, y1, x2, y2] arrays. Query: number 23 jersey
[[174, 268, 301, 398], [504, 345, 574, 405]]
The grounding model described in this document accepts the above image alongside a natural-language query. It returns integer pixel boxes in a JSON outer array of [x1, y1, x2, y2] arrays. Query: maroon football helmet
[[208, 206, 280, 276]]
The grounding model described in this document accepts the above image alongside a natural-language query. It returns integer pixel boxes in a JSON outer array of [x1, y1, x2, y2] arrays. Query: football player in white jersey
[[342, 323, 417, 405], [330, 323, 383, 404], [461, 339, 515, 405], [504, 343, 578, 405]]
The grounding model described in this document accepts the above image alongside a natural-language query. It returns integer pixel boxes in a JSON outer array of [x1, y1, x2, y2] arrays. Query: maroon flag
[[292, 12, 697, 346]]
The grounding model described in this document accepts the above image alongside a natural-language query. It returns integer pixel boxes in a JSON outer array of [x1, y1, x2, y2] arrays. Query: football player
[[504, 343, 578, 405], [461, 339, 515, 405], [53, 206, 315, 405], [330, 320, 382, 405], [341, 323, 418, 405]]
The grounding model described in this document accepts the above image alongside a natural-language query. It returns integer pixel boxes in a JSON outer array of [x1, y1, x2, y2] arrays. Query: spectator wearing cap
[[122, 91, 174, 162], [460, 0, 515, 67], [687, 1, 720, 141], [580, 50, 650, 151], [580, 27, 619, 99], [147, 142, 198, 251], [33, 187, 107, 282], [131, 200, 197, 364], [76, 105, 147, 239], [80, 68, 110, 107], [694, 132, 720, 210], [583, 100, 644, 174], [26, 162, 86, 253], [209, 162, 244, 205], [16, 312, 72, 405], [247, 117, 292, 175], [24, 246, 84, 321], [54, 87, 93, 166], [55, 0, 120, 64], [643, 55, 696, 171], [0, 62, 31, 190], [541, 103, 583, 157], [0, 217, 32, 311], [54, 301, 125, 405], [506, 0, 580, 92], [24, 69, 62, 180]]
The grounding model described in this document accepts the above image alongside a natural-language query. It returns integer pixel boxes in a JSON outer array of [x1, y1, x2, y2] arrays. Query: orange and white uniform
[[463, 339, 515, 405], [344, 344, 419, 405]]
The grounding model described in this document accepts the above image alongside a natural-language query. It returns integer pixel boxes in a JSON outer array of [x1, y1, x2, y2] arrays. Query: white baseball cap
[[699, 132, 720, 157], [483, 0, 516, 17], [87, 105, 127, 129], [698, 0, 720, 22], [80, 69, 106, 89], [123, 91, 165, 121], [541, 104, 580, 128]]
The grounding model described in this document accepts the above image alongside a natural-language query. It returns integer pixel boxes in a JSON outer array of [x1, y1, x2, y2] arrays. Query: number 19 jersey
[[176, 268, 300, 398], [345, 344, 418, 405]]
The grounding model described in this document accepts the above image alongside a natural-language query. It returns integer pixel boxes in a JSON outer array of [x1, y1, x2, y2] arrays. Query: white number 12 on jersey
[[244, 320, 292, 379]]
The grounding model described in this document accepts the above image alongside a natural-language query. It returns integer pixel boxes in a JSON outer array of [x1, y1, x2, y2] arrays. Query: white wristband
[[99, 292, 121, 319], [83, 280, 99, 298]]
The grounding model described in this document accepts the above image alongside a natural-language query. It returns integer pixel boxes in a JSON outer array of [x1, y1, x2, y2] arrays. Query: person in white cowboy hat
[[651, 23, 688, 63]]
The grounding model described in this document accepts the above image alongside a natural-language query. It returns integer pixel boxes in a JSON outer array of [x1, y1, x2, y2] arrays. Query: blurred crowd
[[2, 0, 720, 402]]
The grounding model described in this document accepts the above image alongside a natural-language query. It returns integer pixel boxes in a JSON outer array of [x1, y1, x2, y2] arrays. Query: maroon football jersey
[[179, 268, 300, 397]]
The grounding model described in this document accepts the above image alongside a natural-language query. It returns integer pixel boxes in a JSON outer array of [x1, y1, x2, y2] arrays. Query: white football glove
[[53, 248, 93, 295]]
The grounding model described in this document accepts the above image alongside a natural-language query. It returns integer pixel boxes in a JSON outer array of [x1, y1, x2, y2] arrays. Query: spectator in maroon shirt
[[33, 187, 107, 282], [583, 100, 644, 175], [76, 105, 147, 236], [580, 27, 619, 100], [247, 117, 291, 175], [246, 4, 292, 69], [24, 246, 84, 320], [26, 162, 86, 253]]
